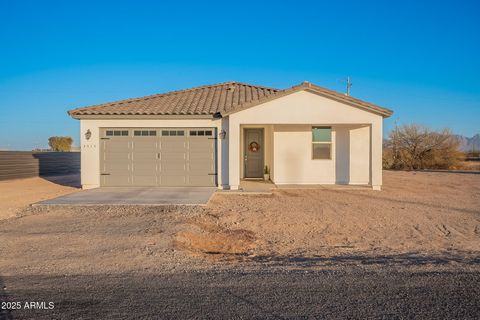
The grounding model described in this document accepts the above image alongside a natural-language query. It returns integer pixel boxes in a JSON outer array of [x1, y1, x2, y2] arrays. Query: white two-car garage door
[[100, 128, 216, 187]]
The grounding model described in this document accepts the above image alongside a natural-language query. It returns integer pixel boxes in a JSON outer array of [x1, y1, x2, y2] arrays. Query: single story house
[[68, 81, 393, 190]]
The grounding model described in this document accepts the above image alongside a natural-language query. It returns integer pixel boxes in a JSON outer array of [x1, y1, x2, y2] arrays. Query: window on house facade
[[134, 130, 157, 136], [312, 126, 332, 159], [106, 130, 128, 136], [162, 130, 185, 136], [189, 130, 212, 136]]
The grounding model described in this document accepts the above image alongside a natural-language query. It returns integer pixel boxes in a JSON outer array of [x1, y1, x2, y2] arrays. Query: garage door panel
[[160, 169, 187, 176], [133, 161, 157, 170], [162, 145, 187, 153], [102, 175, 130, 186], [132, 153, 157, 160], [103, 153, 130, 162], [188, 175, 215, 186], [132, 147, 157, 154], [188, 141, 213, 151], [132, 140, 157, 151], [161, 162, 186, 171], [134, 170, 158, 177], [160, 139, 187, 151], [189, 157, 214, 165], [103, 153, 130, 160], [189, 161, 214, 171], [161, 153, 186, 161], [105, 165, 131, 174], [104, 162, 130, 172], [189, 152, 214, 161], [101, 127, 216, 187], [161, 175, 187, 186], [103, 156, 130, 167], [132, 164, 157, 174], [132, 176, 157, 186], [103, 151, 130, 160], [188, 138, 213, 144], [190, 148, 214, 154], [132, 153, 157, 161], [104, 140, 130, 151]]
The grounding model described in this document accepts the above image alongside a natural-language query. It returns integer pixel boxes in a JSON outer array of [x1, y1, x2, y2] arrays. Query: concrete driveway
[[37, 187, 216, 205]]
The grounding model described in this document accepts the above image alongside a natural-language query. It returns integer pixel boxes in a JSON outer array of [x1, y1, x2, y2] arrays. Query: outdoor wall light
[[219, 129, 226, 140], [85, 129, 92, 140]]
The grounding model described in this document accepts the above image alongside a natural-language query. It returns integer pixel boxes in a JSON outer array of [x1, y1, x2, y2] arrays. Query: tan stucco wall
[[227, 90, 384, 189], [273, 124, 336, 184], [272, 124, 370, 185], [349, 125, 371, 184], [79, 118, 223, 189]]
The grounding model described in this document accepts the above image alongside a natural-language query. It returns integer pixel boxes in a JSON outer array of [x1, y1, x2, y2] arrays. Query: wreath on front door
[[248, 141, 260, 152]]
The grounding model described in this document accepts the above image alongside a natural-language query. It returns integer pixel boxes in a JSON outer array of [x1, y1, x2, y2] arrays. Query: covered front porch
[[223, 89, 384, 191], [227, 123, 381, 190]]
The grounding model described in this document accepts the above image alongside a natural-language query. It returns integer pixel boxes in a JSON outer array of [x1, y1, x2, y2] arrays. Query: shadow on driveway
[[2, 269, 479, 319], [0, 277, 13, 320], [250, 251, 480, 267]]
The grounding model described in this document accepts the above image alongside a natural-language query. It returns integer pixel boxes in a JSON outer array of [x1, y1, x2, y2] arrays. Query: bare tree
[[383, 124, 462, 170]]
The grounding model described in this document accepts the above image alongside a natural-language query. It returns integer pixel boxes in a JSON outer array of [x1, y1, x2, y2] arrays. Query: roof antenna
[[344, 76, 352, 96]]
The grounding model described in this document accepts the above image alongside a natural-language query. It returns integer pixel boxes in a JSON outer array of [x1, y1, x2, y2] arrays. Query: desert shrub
[[382, 146, 395, 169], [383, 124, 463, 170], [48, 136, 73, 152], [465, 151, 480, 158]]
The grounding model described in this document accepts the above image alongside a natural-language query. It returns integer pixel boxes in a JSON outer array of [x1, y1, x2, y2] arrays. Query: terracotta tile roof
[[68, 81, 393, 118], [68, 82, 279, 117]]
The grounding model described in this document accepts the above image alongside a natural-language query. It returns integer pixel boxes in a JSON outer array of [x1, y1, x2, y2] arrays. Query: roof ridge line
[[229, 81, 280, 92]]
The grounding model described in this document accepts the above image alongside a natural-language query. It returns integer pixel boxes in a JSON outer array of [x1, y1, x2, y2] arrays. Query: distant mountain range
[[455, 134, 480, 152]]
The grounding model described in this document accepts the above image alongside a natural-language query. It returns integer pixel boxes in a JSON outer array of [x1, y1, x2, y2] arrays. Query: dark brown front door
[[244, 128, 264, 178]]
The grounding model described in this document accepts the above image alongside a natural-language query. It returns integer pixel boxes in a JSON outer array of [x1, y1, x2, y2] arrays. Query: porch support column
[[370, 119, 383, 190], [228, 119, 240, 190]]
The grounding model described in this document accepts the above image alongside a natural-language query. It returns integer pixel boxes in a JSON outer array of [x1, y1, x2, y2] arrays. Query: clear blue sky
[[1, 0, 479, 150]]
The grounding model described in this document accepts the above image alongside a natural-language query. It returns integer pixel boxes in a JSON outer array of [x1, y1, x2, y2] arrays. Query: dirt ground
[[178, 170, 480, 260], [0, 170, 479, 277], [0, 176, 78, 220], [459, 160, 480, 171]]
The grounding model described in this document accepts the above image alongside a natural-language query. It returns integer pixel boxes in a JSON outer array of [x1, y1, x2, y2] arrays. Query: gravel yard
[[0, 170, 479, 318], [1, 170, 478, 275], [3, 269, 479, 319], [179, 170, 480, 260]]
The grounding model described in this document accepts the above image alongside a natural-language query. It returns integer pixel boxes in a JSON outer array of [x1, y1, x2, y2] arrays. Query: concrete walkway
[[36, 187, 216, 205]]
